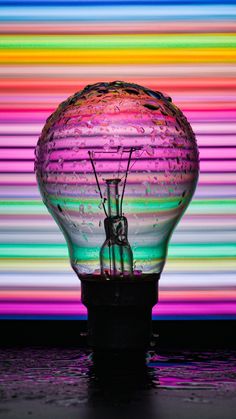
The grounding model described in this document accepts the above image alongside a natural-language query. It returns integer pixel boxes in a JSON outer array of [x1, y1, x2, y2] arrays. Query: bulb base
[[81, 275, 159, 350]]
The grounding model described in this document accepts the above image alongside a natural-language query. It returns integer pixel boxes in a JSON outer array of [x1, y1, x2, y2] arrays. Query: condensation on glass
[[35, 81, 199, 280]]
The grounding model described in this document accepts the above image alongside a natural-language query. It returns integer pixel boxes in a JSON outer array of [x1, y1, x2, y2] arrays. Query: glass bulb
[[35, 81, 199, 349], [35, 81, 199, 279]]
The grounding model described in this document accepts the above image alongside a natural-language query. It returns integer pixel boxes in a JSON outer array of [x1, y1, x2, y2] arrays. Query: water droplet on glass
[[79, 204, 84, 214], [103, 143, 110, 152], [136, 126, 145, 134], [145, 145, 154, 156]]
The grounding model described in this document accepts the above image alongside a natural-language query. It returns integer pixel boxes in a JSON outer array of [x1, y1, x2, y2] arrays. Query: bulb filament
[[88, 148, 134, 278]]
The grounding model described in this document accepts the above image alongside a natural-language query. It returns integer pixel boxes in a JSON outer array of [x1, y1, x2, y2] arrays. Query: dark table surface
[[0, 347, 235, 419]]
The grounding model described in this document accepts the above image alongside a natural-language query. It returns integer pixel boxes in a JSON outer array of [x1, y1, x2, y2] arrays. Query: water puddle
[[0, 348, 235, 409]]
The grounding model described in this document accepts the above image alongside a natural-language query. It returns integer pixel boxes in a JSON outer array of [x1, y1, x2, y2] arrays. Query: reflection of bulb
[[35, 81, 199, 350]]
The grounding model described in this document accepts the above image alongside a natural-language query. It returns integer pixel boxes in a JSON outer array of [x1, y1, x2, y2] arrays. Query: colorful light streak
[[0, 0, 235, 319]]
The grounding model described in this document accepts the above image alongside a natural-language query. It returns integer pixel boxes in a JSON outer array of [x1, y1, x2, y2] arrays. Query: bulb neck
[[100, 178, 133, 277], [81, 275, 159, 350], [106, 178, 121, 217]]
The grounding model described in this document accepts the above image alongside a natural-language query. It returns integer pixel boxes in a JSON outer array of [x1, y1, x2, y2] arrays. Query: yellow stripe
[[0, 258, 235, 272], [1, 48, 235, 65]]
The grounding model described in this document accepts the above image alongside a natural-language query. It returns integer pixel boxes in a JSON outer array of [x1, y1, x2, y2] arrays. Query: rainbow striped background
[[0, 0, 236, 320]]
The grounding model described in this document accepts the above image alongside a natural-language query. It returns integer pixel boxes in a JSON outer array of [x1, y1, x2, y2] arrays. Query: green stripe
[[50, 196, 184, 212], [0, 199, 236, 215], [0, 243, 235, 259], [1, 35, 235, 50]]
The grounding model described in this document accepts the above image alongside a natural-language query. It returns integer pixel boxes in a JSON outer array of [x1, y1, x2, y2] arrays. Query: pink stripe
[[192, 122, 236, 135], [0, 149, 35, 159], [1, 122, 235, 135], [0, 303, 87, 315], [0, 303, 234, 315], [1, 147, 236, 160], [199, 161, 236, 172], [1, 289, 234, 302], [199, 148, 236, 159], [1, 110, 236, 123], [1, 21, 235, 34], [0, 124, 43, 135], [0, 136, 39, 147], [0, 162, 34, 172], [1, 78, 236, 90], [1, 134, 235, 148], [1, 160, 235, 173], [1, 173, 236, 185], [0, 111, 51, 123], [1, 92, 236, 102]]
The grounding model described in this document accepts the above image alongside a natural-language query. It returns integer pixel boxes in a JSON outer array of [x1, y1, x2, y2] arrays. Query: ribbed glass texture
[[35, 81, 199, 279]]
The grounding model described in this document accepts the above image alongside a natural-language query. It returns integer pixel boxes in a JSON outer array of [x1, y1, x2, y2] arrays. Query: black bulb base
[[81, 275, 159, 350]]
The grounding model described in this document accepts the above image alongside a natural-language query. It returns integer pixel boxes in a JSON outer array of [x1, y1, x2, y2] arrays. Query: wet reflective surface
[[0, 348, 235, 418]]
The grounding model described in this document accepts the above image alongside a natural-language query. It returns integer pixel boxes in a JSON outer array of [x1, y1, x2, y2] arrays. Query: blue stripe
[[1, 5, 235, 21]]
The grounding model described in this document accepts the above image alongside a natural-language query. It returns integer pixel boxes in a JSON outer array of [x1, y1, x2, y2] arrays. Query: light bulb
[[35, 81, 199, 350]]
